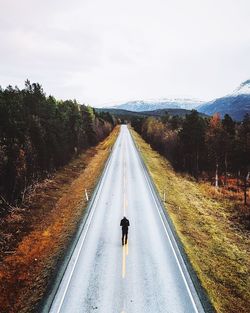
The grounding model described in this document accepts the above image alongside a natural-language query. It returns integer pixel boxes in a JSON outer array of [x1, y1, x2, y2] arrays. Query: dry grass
[[131, 128, 250, 313], [0, 126, 119, 313]]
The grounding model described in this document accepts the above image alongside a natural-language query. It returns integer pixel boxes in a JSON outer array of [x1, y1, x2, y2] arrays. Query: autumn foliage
[[131, 111, 250, 208], [0, 127, 119, 312]]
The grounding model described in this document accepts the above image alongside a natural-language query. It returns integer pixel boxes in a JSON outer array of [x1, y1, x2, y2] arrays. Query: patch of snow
[[229, 80, 250, 96], [107, 98, 205, 112]]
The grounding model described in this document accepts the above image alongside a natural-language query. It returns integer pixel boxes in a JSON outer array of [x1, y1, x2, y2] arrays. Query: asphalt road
[[48, 125, 205, 313]]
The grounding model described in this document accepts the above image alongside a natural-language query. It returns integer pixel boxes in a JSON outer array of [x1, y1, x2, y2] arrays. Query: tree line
[[0, 81, 116, 210], [131, 111, 250, 205]]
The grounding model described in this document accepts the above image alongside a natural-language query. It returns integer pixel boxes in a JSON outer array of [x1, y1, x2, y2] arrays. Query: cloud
[[1, 0, 250, 105]]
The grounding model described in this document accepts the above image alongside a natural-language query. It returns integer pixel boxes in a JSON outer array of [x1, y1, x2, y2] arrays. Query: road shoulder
[[0, 127, 119, 313], [130, 127, 250, 313]]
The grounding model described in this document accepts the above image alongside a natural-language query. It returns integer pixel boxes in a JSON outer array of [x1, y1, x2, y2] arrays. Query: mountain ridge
[[109, 98, 204, 112], [103, 80, 250, 120], [197, 80, 250, 120]]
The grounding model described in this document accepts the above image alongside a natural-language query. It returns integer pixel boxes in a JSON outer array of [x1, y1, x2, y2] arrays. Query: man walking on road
[[120, 216, 130, 245]]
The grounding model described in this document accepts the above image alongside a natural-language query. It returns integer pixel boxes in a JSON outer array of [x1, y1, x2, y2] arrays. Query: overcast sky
[[1, 0, 250, 106]]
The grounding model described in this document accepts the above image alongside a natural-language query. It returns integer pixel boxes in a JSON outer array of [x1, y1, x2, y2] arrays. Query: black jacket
[[120, 217, 130, 229]]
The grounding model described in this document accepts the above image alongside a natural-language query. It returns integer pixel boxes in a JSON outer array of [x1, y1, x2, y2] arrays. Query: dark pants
[[122, 227, 128, 245]]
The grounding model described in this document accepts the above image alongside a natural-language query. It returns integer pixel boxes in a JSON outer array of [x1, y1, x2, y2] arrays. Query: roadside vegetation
[[0, 80, 116, 210], [131, 111, 250, 227], [0, 126, 119, 312], [131, 128, 250, 313], [0, 81, 120, 312]]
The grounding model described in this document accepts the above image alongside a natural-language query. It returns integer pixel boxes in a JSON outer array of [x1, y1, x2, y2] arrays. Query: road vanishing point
[[48, 125, 206, 313]]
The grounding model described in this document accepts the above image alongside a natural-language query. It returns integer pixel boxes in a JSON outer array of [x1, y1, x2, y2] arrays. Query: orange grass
[[0, 126, 119, 313]]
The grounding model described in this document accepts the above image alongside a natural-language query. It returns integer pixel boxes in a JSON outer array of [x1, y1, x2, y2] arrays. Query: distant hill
[[96, 107, 207, 119], [197, 80, 250, 120], [141, 108, 207, 117], [101, 80, 250, 121]]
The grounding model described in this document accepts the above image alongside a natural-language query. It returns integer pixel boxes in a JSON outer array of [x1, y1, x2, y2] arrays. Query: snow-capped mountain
[[197, 80, 250, 120], [109, 98, 204, 112], [102, 80, 250, 120], [230, 79, 250, 96]]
